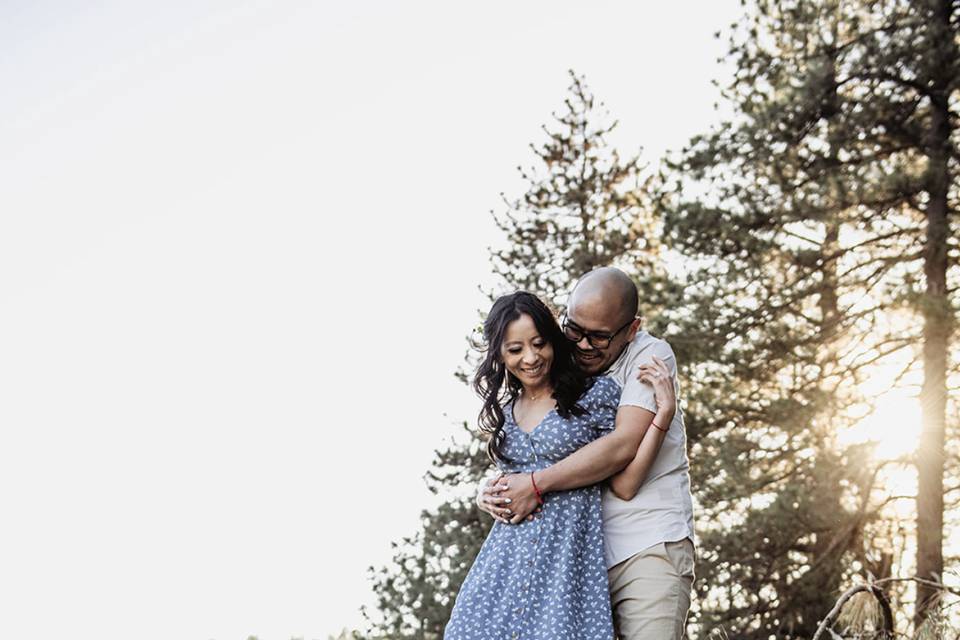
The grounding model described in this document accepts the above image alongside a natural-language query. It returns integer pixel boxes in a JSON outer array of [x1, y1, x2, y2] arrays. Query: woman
[[444, 291, 621, 640]]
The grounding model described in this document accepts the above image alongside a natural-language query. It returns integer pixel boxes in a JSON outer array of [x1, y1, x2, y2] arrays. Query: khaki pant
[[607, 539, 695, 640]]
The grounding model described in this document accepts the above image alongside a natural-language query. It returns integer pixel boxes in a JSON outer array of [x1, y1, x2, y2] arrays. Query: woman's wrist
[[652, 409, 674, 432]]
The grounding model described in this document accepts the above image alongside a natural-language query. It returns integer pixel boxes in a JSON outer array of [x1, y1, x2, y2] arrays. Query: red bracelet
[[652, 421, 668, 433], [530, 472, 544, 505]]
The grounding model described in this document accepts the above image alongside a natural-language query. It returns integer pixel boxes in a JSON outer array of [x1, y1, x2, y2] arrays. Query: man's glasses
[[561, 314, 636, 349]]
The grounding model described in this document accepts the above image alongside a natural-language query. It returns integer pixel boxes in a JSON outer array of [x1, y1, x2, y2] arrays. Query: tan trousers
[[607, 539, 695, 640]]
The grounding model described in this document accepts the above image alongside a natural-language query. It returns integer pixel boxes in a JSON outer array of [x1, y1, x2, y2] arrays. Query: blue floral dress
[[445, 376, 620, 640]]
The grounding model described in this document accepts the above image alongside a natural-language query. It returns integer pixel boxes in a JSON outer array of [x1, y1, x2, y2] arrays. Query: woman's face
[[500, 313, 554, 390]]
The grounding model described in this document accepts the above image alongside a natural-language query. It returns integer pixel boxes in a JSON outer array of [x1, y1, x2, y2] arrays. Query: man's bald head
[[569, 267, 639, 325], [564, 267, 641, 375]]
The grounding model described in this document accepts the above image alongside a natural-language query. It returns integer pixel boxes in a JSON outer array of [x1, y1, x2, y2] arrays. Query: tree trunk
[[914, 1, 953, 626]]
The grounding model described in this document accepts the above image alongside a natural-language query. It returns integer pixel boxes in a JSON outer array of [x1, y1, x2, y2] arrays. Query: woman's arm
[[608, 356, 676, 500]]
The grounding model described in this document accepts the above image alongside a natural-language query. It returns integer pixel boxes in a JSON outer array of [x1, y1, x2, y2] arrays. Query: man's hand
[[476, 474, 514, 524], [497, 472, 543, 524]]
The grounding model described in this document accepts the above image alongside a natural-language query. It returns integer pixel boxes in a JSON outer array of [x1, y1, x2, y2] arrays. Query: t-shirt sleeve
[[618, 339, 677, 414], [585, 376, 620, 435]]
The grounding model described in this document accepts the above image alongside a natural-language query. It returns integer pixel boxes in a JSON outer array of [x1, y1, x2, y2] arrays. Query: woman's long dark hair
[[473, 291, 591, 464]]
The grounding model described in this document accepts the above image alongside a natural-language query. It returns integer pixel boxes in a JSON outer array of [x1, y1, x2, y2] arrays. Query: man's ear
[[626, 317, 642, 340]]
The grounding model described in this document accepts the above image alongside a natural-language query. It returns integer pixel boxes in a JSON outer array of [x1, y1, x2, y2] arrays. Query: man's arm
[[536, 405, 654, 492], [499, 349, 680, 522], [498, 405, 655, 524]]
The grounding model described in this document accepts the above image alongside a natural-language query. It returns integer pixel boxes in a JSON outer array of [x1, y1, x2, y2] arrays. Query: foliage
[[662, 0, 959, 635], [364, 71, 663, 638], [362, 425, 491, 639], [489, 69, 669, 313], [364, 1, 960, 637]]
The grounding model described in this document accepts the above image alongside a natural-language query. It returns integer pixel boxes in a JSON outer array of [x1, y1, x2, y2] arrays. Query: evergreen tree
[[364, 71, 664, 637], [362, 425, 490, 639], [490, 70, 667, 313], [663, 0, 959, 634]]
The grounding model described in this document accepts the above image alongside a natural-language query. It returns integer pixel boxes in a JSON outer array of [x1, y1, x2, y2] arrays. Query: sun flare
[[842, 387, 923, 461]]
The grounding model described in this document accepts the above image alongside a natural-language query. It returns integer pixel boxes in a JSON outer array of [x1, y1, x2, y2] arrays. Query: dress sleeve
[[585, 376, 620, 436]]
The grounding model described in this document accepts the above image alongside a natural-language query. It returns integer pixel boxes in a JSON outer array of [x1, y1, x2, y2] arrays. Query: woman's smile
[[522, 361, 546, 376], [500, 313, 556, 389]]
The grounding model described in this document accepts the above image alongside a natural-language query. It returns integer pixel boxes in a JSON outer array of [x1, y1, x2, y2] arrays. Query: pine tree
[[362, 425, 491, 639], [490, 70, 667, 313], [663, 0, 959, 634], [364, 71, 664, 637]]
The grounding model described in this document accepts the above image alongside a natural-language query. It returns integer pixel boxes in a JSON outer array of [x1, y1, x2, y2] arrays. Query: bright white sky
[[0, 2, 742, 638]]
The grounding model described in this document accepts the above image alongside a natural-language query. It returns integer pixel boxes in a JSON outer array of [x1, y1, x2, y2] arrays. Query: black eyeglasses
[[560, 314, 636, 349]]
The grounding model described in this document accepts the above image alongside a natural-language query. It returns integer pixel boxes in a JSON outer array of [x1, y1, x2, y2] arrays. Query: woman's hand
[[637, 356, 676, 427], [496, 472, 544, 524], [476, 473, 514, 523]]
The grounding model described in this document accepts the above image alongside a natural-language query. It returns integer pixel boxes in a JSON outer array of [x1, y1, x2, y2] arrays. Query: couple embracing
[[444, 267, 696, 640]]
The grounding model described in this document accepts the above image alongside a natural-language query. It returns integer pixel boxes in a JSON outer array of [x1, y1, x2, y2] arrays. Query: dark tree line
[[363, 1, 959, 637]]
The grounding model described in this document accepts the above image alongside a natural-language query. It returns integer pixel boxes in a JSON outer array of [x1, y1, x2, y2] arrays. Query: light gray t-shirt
[[601, 330, 695, 568]]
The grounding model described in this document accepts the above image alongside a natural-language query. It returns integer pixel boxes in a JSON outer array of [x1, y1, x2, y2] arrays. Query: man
[[477, 267, 696, 640]]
